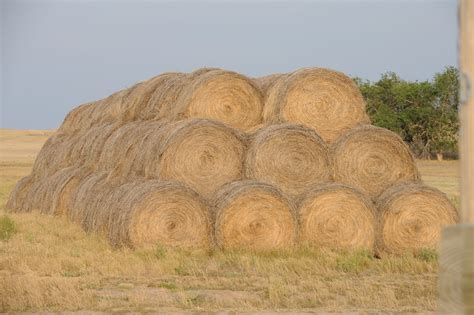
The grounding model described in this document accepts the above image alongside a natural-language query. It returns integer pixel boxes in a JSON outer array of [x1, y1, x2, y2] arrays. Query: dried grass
[[332, 125, 420, 199], [5, 175, 34, 212], [213, 181, 296, 250], [297, 183, 376, 251], [68, 124, 118, 168], [264, 68, 370, 143], [173, 69, 264, 132], [245, 123, 332, 198], [57, 102, 97, 135], [253, 73, 285, 99], [376, 183, 459, 255], [69, 171, 109, 227], [30, 134, 71, 177], [108, 180, 212, 249], [155, 119, 247, 199], [144, 73, 188, 121], [70, 176, 212, 248], [5, 67, 451, 254], [97, 121, 167, 183]]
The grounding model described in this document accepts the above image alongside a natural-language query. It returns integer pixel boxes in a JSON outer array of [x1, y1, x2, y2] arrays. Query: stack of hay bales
[[6, 67, 458, 256]]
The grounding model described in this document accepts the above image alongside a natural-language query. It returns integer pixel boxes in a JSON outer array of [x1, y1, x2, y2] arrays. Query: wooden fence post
[[438, 0, 474, 313]]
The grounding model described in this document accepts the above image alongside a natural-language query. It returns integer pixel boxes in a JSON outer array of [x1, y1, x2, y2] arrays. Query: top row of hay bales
[[58, 67, 369, 143]]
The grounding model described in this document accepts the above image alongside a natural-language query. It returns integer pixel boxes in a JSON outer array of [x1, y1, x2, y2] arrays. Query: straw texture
[[245, 123, 332, 198], [5, 66, 456, 254], [297, 183, 376, 250], [173, 69, 264, 132], [332, 125, 421, 199], [156, 119, 247, 199], [213, 181, 296, 250], [109, 181, 212, 249], [376, 183, 459, 255], [264, 68, 370, 143], [253, 73, 285, 99]]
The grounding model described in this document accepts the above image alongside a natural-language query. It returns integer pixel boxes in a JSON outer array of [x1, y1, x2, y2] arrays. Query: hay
[[30, 134, 72, 177], [97, 121, 167, 183], [263, 68, 370, 143], [153, 119, 246, 199], [8, 66, 452, 254], [213, 181, 296, 250], [67, 124, 118, 168], [97, 122, 147, 175], [245, 123, 332, 198], [118, 72, 186, 122], [90, 89, 132, 126], [69, 171, 109, 226], [172, 69, 264, 132], [5, 175, 34, 212], [19, 167, 88, 215], [107, 180, 212, 249], [21, 175, 50, 213], [103, 84, 139, 123], [47, 167, 90, 216], [57, 102, 97, 135], [119, 122, 170, 180], [144, 72, 188, 121], [253, 73, 285, 98], [376, 183, 459, 255], [297, 183, 376, 250], [332, 125, 420, 199]]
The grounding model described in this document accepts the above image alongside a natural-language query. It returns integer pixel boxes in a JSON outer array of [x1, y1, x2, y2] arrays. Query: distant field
[[417, 160, 459, 207], [0, 128, 458, 313]]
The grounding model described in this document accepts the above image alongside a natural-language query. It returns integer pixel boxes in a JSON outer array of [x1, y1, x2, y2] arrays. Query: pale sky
[[0, 0, 458, 129]]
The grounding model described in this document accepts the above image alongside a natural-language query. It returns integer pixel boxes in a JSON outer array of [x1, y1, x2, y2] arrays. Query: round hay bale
[[57, 101, 98, 135], [253, 73, 285, 99], [20, 175, 50, 213], [82, 124, 119, 167], [245, 124, 332, 198], [97, 121, 167, 183], [143, 72, 188, 121], [123, 122, 170, 180], [31, 133, 73, 177], [46, 167, 90, 216], [108, 180, 212, 249], [151, 119, 246, 199], [332, 125, 420, 199], [67, 123, 118, 169], [89, 89, 132, 126], [103, 84, 140, 123], [115, 72, 184, 122], [376, 183, 459, 255], [69, 171, 108, 226], [172, 69, 264, 132], [297, 183, 376, 250], [29, 167, 86, 215], [213, 181, 296, 250], [264, 68, 370, 143], [5, 175, 35, 212]]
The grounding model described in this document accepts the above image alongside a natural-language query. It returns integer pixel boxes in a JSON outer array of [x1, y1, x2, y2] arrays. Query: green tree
[[354, 67, 459, 159]]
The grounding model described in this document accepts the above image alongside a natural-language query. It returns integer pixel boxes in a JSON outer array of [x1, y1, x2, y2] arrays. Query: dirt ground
[[0, 128, 458, 313]]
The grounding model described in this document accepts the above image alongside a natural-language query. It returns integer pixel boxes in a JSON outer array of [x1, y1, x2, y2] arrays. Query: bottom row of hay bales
[[8, 165, 458, 256]]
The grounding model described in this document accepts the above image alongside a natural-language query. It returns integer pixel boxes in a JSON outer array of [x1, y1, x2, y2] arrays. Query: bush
[[354, 66, 459, 158], [416, 248, 438, 262], [0, 215, 17, 241]]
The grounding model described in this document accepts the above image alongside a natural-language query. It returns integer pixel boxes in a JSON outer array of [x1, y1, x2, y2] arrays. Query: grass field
[[0, 128, 459, 313]]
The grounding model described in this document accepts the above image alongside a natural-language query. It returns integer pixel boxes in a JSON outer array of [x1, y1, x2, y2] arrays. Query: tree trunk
[[437, 152, 444, 161]]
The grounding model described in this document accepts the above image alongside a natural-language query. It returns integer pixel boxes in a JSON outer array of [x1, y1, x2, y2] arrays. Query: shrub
[[0, 215, 17, 241]]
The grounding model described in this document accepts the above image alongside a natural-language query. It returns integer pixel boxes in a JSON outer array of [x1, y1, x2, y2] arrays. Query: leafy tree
[[354, 67, 459, 159]]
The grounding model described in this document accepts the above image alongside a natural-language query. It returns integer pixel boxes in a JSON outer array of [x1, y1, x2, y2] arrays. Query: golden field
[[0, 128, 459, 313]]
